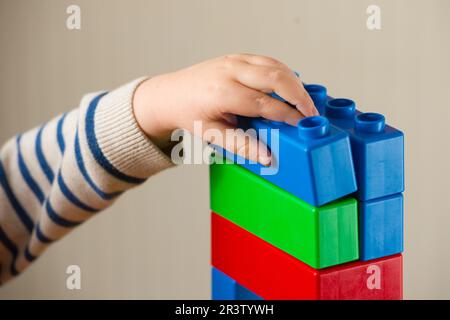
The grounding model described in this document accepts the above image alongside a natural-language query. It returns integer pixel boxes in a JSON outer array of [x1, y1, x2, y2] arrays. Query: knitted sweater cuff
[[93, 77, 175, 179]]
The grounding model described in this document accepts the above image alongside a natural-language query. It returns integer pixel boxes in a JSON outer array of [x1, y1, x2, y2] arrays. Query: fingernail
[[286, 117, 301, 126], [258, 155, 272, 166], [309, 107, 319, 117]]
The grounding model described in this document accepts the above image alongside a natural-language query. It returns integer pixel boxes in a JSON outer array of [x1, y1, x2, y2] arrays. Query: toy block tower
[[210, 82, 404, 300]]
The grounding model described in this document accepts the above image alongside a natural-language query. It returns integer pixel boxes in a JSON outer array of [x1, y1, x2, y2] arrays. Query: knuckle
[[267, 68, 286, 83], [255, 94, 272, 108], [221, 55, 239, 69], [255, 94, 278, 117], [224, 53, 238, 59], [264, 56, 283, 67]]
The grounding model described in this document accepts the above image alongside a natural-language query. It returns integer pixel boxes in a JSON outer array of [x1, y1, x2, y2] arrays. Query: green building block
[[210, 161, 359, 269]]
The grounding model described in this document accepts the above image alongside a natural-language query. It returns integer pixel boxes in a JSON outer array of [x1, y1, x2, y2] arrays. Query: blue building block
[[359, 193, 404, 260], [217, 115, 357, 207], [305, 84, 405, 200], [211, 267, 261, 300], [323, 98, 404, 201]]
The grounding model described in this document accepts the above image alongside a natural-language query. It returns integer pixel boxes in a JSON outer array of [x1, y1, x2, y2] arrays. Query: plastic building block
[[322, 97, 404, 201], [219, 114, 357, 207], [211, 212, 403, 300], [210, 161, 359, 269], [304, 84, 405, 200], [212, 267, 262, 300], [359, 193, 404, 261]]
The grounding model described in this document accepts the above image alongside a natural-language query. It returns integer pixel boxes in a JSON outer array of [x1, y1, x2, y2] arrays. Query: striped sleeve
[[0, 77, 174, 284]]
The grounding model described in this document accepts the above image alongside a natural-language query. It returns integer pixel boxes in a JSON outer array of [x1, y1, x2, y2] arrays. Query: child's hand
[[133, 54, 318, 165]]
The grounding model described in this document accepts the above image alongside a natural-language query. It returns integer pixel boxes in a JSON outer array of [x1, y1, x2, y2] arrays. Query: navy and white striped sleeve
[[0, 77, 174, 284]]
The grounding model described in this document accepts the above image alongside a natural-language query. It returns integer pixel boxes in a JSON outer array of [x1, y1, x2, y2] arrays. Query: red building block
[[211, 212, 403, 300]]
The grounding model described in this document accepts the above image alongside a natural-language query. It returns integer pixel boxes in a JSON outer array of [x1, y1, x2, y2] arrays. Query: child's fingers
[[206, 82, 300, 126], [230, 86, 303, 126], [233, 63, 318, 117], [227, 53, 292, 72], [204, 121, 271, 166]]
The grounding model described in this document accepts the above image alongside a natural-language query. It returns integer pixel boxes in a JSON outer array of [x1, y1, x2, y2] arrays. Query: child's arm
[[0, 54, 317, 284], [0, 78, 174, 284]]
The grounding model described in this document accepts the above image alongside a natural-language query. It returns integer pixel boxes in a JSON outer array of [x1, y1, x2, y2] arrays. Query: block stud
[[297, 116, 330, 140], [325, 98, 356, 119], [355, 112, 386, 134]]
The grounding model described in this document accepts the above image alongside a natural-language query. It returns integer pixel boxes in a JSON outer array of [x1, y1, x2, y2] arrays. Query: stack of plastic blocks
[[209, 83, 404, 300]]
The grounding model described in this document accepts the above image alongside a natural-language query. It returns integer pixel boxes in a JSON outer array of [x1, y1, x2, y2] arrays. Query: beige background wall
[[0, 0, 449, 299]]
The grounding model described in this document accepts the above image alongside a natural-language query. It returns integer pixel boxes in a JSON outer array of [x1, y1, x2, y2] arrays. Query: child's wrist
[[133, 77, 175, 149]]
